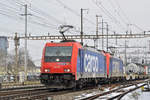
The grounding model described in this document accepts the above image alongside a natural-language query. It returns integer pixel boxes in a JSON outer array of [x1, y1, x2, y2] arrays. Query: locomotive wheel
[[73, 82, 77, 90], [73, 81, 83, 90], [76, 81, 83, 89], [78, 84, 83, 89]]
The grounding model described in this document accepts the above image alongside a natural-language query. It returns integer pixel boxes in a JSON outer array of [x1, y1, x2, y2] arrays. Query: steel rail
[[80, 80, 147, 100]]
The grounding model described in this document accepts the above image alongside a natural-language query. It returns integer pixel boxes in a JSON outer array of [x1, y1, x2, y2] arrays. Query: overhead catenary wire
[[31, 14, 58, 28], [92, 0, 127, 31], [1, 0, 146, 36], [106, 0, 128, 25], [55, 0, 95, 25], [12, 0, 24, 6], [0, 2, 20, 13], [0, 9, 58, 31], [6, 0, 64, 27], [29, 7, 64, 24], [108, 0, 129, 25], [113, 0, 131, 23], [0, 0, 62, 31], [112, 0, 144, 32]]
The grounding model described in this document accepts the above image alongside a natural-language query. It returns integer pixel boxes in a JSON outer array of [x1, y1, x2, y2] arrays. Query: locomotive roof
[[82, 46, 105, 55]]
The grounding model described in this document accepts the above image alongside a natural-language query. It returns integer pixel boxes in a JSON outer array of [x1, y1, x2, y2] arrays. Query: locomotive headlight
[[64, 69, 70, 72], [45, 69, 50, 72]]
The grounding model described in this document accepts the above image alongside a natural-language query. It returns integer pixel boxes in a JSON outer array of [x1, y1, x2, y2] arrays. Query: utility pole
[[101, 18, 104, 50], [80, 8, 83, 45], [106, 24, 109, 52], [24, 4, 28, 81], [125, 40, 127, 66], [101, 20, 108, 51], [96, 15, 99, 38], [80, 8, 88, 45], [95, 15, 100, 49], [20, 4, 31, 81], [114, 31, 117, 45], [14, 33, 20, 82]]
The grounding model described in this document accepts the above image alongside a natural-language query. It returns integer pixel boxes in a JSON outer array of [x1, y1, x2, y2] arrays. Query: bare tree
[[0, 48, 36, 75]]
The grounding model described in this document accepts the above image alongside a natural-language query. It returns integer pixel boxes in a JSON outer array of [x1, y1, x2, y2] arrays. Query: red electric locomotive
[[40, 41, 82, 88]]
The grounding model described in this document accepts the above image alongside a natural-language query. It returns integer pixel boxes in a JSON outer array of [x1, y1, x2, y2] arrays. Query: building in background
[[0, 36, 8, 53], [0, 36, 8, 73]]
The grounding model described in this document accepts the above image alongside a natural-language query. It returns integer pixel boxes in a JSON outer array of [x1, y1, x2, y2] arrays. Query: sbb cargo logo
[[84, 54, 98, 72]]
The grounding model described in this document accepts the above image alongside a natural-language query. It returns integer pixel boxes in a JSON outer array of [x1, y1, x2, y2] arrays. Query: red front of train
[[40, 41, 82, 88]]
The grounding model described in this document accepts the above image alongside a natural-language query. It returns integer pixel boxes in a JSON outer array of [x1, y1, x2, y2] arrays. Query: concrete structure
[[0, 36, 8, 53], [0, 36, 8, 69]]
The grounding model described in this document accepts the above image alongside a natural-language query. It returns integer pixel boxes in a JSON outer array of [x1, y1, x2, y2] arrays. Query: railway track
[[0, 85, 45, 92], [1, 81, 41, 89], [0, 85, 98, 100], [0, 79, 148, 100], [0, 86, 55, 100], [108, 84, 146, 100], [0, 86, 47, 96], [0, 86, 88, 100], [79, 80, 148, 100]]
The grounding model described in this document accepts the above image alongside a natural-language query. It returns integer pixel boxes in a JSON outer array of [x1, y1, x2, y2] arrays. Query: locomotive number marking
[[84, 54, 98, 72]]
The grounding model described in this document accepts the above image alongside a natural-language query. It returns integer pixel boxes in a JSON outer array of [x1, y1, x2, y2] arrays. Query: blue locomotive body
[[76, 48, 107, 80], [110, 57, 124, 77]]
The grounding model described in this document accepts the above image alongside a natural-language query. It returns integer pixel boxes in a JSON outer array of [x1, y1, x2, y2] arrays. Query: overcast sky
[[0, 0, 149, 65]]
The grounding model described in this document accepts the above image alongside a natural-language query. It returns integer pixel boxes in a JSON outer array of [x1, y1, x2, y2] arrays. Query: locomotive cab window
[[44, 46, 72, 62]]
